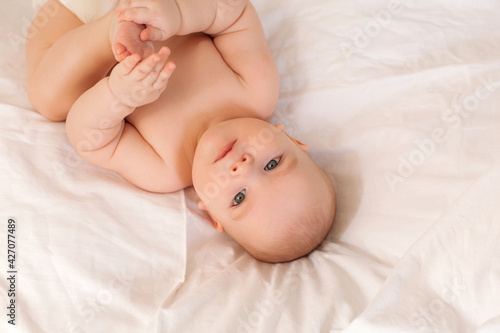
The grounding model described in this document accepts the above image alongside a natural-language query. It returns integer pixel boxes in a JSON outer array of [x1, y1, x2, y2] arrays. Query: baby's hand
[[109, 47, 175, 107], [116, 0, 181, 42]]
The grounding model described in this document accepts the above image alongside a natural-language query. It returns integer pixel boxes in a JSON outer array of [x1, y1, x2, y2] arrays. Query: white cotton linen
[[0, 2, 185, 333], [0, 0, 499, 332], [342, 165, 500, 332]]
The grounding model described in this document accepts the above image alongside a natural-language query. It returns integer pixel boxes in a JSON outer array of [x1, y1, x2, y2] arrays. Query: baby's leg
[[26, 0, 117, 121]]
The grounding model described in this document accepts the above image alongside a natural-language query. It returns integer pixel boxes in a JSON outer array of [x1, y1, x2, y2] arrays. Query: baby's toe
[[113, 43, 128, 62]]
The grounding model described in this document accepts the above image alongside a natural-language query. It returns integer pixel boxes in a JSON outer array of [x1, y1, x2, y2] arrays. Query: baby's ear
[[197, 201, 225, 233], [197, 200, 207, 210], [210, 219, 225, 233], [275, 123, 286, 132], [274, 124, 309, 152]]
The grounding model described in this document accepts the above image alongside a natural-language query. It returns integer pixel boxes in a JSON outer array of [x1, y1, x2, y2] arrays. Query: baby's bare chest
[[125, 34, 249, 185]]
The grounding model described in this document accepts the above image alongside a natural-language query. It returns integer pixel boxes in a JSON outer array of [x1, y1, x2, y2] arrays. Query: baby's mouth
[[214, 140, 237, 163]]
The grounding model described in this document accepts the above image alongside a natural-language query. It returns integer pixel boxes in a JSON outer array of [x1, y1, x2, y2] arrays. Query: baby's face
[[192, 118, 329, 252]]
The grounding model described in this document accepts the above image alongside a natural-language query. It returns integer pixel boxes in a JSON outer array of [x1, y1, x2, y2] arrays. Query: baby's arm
[[208, 1, 280, 117], [117, 0, 279, 117], [116, 0, 247, 41], [66, 48, 178, 193]]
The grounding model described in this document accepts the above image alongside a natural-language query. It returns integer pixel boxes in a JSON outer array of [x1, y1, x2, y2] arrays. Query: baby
[[27, 0, 336, 263]]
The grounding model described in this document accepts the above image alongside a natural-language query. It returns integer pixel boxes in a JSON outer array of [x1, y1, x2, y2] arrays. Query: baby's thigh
[[26, 0, 83, 75]]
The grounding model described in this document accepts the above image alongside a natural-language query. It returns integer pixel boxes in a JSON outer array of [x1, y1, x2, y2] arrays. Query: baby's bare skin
[[110, 19, 154, 61], [56, 0, 280, 192], [126, 34, 264, 189], [27, 0, 336, 263], [114, 32, 267, 190]]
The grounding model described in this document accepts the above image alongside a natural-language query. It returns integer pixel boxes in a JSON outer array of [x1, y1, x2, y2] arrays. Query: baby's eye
[[264, 157, 281, 171], [233, 189, 246, 206]]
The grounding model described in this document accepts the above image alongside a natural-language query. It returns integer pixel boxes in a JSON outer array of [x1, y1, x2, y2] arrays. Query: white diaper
[[59, 0, 118, 23]]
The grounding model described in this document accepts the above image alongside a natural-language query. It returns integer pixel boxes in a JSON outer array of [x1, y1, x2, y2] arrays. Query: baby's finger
[[140, 26, 168, 42], [142, 48, 171, 85], [112, 43, 129, 62], [130, 52, 164, 80], [153, 62, 176, 90], [116, 0, 150, 16], [116, 0, 149, 11], [116, 0, 128, 11], [117, 8, 150, 25], [114, 54, 140, 76]]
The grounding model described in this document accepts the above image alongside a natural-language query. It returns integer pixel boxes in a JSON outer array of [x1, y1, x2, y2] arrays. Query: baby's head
[[192, 118, 336, 263]]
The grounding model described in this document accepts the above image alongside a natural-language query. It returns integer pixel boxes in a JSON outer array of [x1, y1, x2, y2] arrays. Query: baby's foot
[[109, 15, 154, 62]]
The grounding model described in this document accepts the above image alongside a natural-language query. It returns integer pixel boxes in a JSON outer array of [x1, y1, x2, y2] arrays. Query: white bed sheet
[[0, 2, 186, 333], [1, 0, 500, 332]]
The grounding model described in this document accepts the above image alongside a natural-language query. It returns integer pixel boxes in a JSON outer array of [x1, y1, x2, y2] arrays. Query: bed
[[1, 0, 500, 332]]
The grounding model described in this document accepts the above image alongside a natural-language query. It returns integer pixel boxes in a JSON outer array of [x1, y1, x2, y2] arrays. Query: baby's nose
[[230, 153, 252, 174]]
